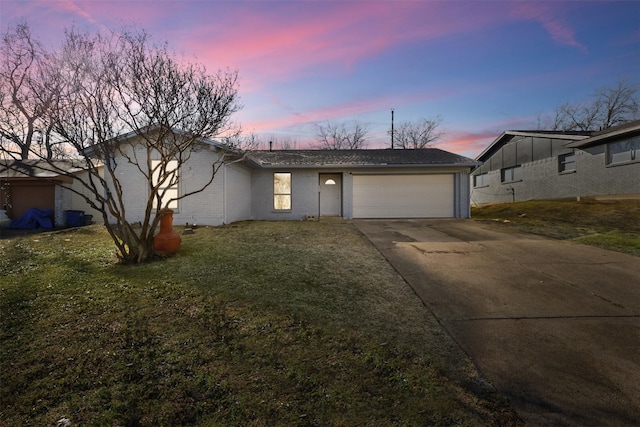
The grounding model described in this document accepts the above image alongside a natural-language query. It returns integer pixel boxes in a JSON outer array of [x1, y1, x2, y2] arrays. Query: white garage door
[[353, 174, 454, 218]]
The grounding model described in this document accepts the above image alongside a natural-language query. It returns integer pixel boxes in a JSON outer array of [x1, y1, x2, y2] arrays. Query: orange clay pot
[[153, 208, 182, 256]]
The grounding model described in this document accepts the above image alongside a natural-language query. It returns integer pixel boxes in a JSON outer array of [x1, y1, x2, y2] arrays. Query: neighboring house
[[99, 130, 479, 226], [470, 120, 640, 205], [0, 160, 104, 227]]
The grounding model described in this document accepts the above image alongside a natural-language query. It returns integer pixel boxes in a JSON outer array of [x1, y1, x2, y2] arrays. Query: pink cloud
[[55, 0, 98, 24], [438, 130, 499, 158], [510, 2, 587, 53], [184, 2, 500, 92], [439, 113, 541, 158], [5, 1, 505, 95], [242, 85, 456, 136], [2, 1, 180, 47]]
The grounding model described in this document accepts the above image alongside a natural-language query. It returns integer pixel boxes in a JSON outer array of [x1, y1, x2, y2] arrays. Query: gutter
[[248, 162, 480, 170], [565, 124, 640, 148]]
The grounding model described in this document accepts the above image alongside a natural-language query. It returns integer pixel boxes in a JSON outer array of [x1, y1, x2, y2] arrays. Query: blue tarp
[[9, 208, 53, 230]]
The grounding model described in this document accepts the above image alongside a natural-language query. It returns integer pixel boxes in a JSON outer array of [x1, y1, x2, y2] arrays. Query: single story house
[[470, 120, 640, 205], [0, 160, 104, 227], [99, 129, 479, 226]]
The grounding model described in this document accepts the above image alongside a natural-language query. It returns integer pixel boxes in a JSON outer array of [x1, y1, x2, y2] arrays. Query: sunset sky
[[1, 0, 638, 158]]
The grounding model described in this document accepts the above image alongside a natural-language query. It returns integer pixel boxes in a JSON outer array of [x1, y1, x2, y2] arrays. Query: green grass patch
[[573, 231, 640, 254], [0, 222, 519, 426], [472, 199, 640, 256]]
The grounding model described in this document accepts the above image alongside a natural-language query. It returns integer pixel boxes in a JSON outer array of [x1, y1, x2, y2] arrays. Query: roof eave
[[246, 162, 479, 169], [566, 124, 640, 148], [82, 126, 230, 157], [475, 132, 509, 161]]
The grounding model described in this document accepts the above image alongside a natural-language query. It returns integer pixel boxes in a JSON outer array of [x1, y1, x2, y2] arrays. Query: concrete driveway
[[354, 219, 640, 427]]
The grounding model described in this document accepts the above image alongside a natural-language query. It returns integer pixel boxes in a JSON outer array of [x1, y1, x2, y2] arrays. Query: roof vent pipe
[[269, 141, 273, 152]]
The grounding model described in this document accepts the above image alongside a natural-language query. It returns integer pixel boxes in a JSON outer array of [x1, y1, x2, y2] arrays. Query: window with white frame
[[558, 152, 576, 173], [151, 159, 179, 210], [607, 138, 640, 165], [273, 172, 291, 210], [501, 165, 522, 183], [473, 173, 488, 187]]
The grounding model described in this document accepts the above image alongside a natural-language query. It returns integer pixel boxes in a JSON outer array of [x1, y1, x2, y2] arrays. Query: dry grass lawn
[[1, 221, 520, 426], [472, 199, 640, 256]]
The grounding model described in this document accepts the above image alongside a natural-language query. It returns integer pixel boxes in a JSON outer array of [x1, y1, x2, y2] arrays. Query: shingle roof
[[245, 149, 478, 168], [0, 159, 84, 179]]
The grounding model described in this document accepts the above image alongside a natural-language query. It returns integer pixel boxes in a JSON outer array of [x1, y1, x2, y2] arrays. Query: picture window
[[151, 159, 179, 210], [273, 172, 291, 210]]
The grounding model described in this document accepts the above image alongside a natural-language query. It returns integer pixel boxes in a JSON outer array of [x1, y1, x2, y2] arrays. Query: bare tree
[[389, 116, 444, 149], [1, 27, 241, 263], [544, 79, 639, 131], [0, 22, 60, 160], [220, 128, 260, 151], [314, 120, 369, 150]]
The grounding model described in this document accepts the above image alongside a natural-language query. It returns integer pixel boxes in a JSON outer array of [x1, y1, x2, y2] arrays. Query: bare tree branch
[[389, 116, 444, 149], [314, 120, 369, 150], [1, 25, 241, 263], [542, 79, 639, 131], [0, 21, 61, 159]]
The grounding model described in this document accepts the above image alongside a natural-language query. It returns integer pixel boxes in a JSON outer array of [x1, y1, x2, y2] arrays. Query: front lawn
[[1, 221, 520, 426], [472, 199, 640, 256]]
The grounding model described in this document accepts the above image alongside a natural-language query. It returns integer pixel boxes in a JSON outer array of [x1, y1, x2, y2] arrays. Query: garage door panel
[[9, 181, 56, 220], [353, 174, 453, 218]]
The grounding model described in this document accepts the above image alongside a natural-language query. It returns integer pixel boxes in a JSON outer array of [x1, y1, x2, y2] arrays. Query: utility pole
[[391, 108, 394, 149]]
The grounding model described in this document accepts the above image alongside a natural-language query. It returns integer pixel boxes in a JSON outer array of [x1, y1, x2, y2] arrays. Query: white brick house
[[101, 129, 479, 225]]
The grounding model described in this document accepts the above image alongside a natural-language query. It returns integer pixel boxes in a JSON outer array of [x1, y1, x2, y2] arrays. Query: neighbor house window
[[473, 173, 488, 188], [273, 172, 291, 210], [151, 159, 179, 210], [558, 152, 576, 173], [607, 138, 640, 165], [501, 165, 522, 183]]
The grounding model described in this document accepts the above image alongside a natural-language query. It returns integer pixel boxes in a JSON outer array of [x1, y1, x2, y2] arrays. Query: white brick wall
[[224, 162, 252, 223], [251, 169, 320, 221], [68, 169, 105, 224], [105, 141, 230, 226], [251, 167, 471, 220], [174, 146, 225, 226]]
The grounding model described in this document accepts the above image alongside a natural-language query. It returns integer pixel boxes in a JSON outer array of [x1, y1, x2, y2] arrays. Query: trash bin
[[65, 210, 85, 227], [0, 209, 10, 229], [84, 214, 93, 226]]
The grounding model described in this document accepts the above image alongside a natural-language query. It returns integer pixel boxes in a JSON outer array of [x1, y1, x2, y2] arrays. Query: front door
[[319, 173, 342, 216]]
